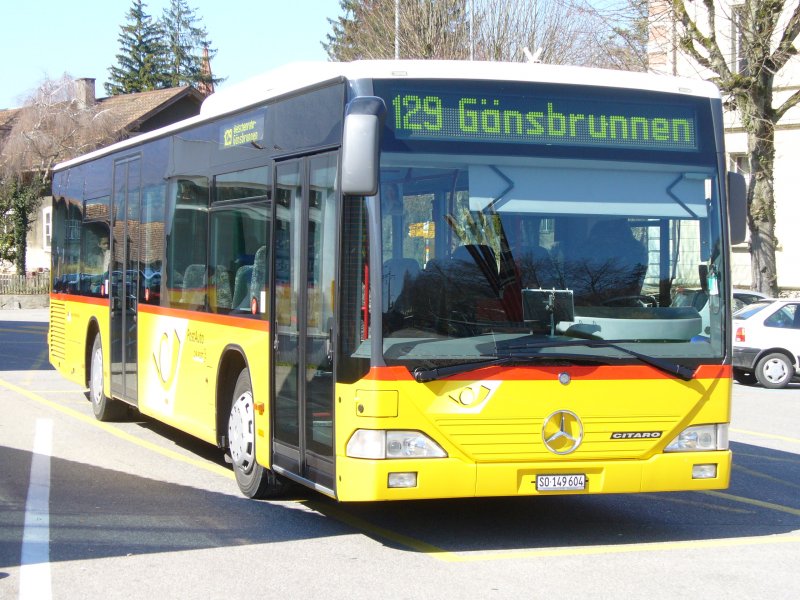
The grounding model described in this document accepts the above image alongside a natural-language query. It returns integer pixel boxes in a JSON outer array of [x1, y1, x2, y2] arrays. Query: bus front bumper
[[334, 450, 732, 501]]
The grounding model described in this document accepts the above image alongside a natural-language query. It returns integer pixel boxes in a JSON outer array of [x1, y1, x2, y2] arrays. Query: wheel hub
[[763, 358, 788, 384], [91, 347, 103, 404], [228, 392, 255, 472]]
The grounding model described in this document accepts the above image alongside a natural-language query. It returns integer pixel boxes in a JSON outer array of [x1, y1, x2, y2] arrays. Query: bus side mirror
[[341, 96, 386, 196], [727, 171, 747, 245]]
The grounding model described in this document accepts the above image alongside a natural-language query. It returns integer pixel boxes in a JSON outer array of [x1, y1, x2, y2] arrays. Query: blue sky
[[0, 0, 341, 109]]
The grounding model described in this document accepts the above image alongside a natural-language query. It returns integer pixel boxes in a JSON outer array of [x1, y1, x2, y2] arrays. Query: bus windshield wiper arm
[[413, 356, 514, 383], [413, 340, 695, 383], [506, 339, 696, 381]]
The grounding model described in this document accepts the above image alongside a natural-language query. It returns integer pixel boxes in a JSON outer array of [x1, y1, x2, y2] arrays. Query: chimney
[[75, 78, 96, 108]]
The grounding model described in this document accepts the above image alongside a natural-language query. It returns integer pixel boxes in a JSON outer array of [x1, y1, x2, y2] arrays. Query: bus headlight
[[346, 430, 447, 459], [665, 424, 728, 452]]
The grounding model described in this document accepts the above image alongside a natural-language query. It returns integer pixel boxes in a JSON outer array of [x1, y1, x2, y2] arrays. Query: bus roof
[[55, 60, 720, 172], [202, 60, 720, 118]]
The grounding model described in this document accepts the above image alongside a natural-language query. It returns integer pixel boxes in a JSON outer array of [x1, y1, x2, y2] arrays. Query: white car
[[732, 299, 800, 389], [672, 287, 768, 336]]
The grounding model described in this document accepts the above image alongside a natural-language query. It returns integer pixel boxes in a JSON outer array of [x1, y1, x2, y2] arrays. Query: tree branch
[[771, 2, 800, 73]]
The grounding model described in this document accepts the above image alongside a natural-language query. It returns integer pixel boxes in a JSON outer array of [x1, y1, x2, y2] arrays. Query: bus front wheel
[[88, 334, 127, 421], [228, 368, 287, 499]]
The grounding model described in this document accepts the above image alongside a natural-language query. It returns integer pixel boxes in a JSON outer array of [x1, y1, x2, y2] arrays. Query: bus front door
[[272, 155, 337, 493], [110, 155, 141, 405]]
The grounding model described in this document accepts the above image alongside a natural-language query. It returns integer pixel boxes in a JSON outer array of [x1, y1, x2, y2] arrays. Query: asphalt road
[[0, 308, 798, 599]]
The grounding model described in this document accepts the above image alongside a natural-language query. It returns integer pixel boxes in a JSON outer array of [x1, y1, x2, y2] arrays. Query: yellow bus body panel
[[136, 307, 270, 447], [334, 367, 731, 502], [49, 296, 271, 460], [51, 295, 731, 502], [49, 295, 110, 391]]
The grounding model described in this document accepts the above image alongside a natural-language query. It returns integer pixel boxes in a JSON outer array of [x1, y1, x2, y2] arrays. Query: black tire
[[228, 368, 287, 499], [87, 334, 127, 421], [754, 352, 793, 389], [733, 368, 756, 386]]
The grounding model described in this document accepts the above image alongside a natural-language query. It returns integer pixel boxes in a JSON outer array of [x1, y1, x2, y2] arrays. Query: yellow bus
[[49, 60, 746, 501]]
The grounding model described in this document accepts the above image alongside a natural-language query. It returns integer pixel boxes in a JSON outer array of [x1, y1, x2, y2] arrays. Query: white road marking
[[19, 418, 53, 600]]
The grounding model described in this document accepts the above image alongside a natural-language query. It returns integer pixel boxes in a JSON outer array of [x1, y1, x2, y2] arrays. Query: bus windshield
[[375, 153, 726, 369]]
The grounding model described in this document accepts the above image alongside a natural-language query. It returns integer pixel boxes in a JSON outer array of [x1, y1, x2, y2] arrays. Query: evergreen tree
[[0, 178, 41, 274], [105, 0, 168, 95], [160, 0, 222, 89]]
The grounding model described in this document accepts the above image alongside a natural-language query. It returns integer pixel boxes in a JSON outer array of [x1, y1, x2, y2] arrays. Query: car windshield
[[371, 153, 726, 370], [733, 301, 772, 320]]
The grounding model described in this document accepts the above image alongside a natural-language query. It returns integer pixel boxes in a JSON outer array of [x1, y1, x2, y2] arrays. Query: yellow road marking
[[731, 428, 800, 444], [3, 375, 799, 562], [304, 500, 800, 563], [436, 535, 800, 563], [0, 377, 233, 480], [701, 490, 800, 517], [734, 464, 800, 490]]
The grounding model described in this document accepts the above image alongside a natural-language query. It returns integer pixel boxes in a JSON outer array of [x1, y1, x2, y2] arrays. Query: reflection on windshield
[[377, 156, 725, 366]]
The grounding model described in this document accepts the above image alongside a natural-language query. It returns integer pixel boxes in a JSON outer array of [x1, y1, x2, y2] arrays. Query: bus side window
[[210, 166, 271, 315], [165, 177, 209, 310]]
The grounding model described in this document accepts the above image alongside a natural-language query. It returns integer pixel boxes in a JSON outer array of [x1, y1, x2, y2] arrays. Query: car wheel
[[754, 352, 793, 389], [733, 368, 756, 386], [228, 368, 288, 499], [87, 334, 127, 421]]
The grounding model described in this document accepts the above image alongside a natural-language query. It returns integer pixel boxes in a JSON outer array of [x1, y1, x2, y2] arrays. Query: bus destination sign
[[384, 85, 699, 152], [219, 110, 266, 149]]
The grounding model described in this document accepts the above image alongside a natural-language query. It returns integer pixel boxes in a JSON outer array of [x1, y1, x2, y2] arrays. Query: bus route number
[[392, 94, 443, 132], [536, 474, 586, 492]]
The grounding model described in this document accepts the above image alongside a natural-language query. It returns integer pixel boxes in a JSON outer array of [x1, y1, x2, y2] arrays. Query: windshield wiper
[[509, 339, 695, 381], [413, 356, 514, 383], [412, 339, 696, 383]]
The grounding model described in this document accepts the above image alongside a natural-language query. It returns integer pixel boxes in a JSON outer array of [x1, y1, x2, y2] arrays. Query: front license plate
[[536, 474, 586, 491]]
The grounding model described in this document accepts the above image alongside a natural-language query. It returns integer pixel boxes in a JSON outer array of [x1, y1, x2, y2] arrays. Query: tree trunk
[[746, 118, 779, 296]]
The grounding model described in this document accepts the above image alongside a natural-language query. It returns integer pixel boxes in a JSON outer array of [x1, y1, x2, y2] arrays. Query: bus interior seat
[[382, 258, 420, 312], [232, 264, 254, 310], [213, 265, 232, 310], [248, 246, 268, 309], [452, 243, 496, 266], [451, 244, 498, 289], [180, 264, 207, 306]]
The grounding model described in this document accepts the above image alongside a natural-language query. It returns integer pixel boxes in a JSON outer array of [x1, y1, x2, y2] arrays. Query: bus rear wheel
[[228, 368, 287, 499], [88, 334, 127, 421]]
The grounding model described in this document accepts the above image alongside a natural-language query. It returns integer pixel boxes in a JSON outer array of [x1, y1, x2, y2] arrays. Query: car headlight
[[665, 424, 728, 452], [346, 430, 447, 459]]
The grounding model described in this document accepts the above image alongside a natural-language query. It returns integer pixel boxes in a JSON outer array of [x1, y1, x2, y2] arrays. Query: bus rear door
[[110, 155, 141, 405]]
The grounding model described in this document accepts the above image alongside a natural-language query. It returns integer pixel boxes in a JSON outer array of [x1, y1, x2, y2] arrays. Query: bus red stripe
[[49, 293, 269, 332], [364, 363, 730, 382]]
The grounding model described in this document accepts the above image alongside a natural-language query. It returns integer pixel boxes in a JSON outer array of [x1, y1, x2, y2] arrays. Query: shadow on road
[[306, 440, 799, 555], [2, 438, 796, 569], [0, 444, 348, 570], [0, 321, 52, 371]]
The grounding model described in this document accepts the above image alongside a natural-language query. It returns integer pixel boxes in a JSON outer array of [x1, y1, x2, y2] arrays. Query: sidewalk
[[0, 307, 49, 322], [0, 294, 49, 310]]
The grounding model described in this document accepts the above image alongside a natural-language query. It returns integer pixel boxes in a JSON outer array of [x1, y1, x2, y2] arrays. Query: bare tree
[[0, 74, 119, 274], [1, 74, 118, 186], [325, 0, 646, 69], [646, 1, 800, 296], [474, 0, 615, 67]]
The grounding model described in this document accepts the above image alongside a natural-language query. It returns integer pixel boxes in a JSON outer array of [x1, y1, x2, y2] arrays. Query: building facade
[[0, 79, 204, 275], [649, 0, 800, 295]]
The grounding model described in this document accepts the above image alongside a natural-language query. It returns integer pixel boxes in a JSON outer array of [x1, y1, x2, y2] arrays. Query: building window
[[729, 153, 750, 177], [42, 206, 52, 249]]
